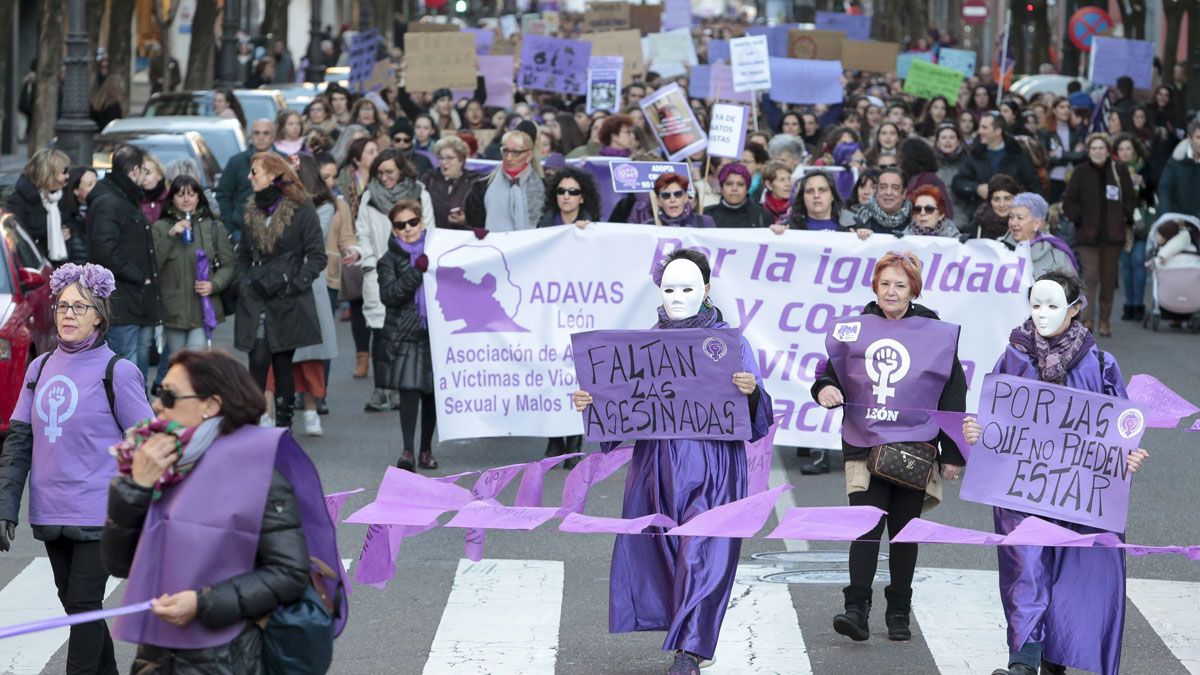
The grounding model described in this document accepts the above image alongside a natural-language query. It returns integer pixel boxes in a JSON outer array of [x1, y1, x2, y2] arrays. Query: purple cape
[[992, 344, 1127, 675]]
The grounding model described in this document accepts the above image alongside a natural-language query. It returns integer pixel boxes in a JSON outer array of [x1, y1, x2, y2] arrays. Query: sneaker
[[667, 652, 701, 675], [259, 413, 274, 428], [698, 657, 715, 669], [303, 410, 323, 437], [364, 388, 391, 412]]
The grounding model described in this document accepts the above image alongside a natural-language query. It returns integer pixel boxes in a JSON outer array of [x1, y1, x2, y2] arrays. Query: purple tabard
[[825, 314, 959, 447], [113, 426, 282, 649]]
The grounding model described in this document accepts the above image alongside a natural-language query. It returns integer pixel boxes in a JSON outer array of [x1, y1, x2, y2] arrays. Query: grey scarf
[[855, 196, 912, 233], [367, 177, 421, 217]]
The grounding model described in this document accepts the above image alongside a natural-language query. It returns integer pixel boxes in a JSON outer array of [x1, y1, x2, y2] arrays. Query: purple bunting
[[765, 506, 886, 541], [558, 512, 678, 534], [343, 466, 473, 527], [666, 484, 790, 538], [557, 445, 633, 516], [1002, 516, 1123, 547], [323, 487, 365, 525], [891, 517, 1007, 545], [1126, 374, 1200, 428], [745, 422, 777, 495], [446, 500, 560, 531], [514, 454, 579, 507]]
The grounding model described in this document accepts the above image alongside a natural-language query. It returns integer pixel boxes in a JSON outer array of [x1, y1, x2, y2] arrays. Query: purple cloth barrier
[[0, 601, 153, 641], [745, 421, 778, 495], [446, 500, 560, 530], [324, 487, 365, 526], [557, 445, 633, 515], [765, 506, 885, 541], [558, 512, 678, 534], [1002, 515, 1124, 547], [891, 517, 1007, 545], [354, 523, 409, 588], [515, 454, 580, 506], [343, 466, 473, 527], [1126, 374, 1199, 428], [927, 409, 971, 460], [466, 460, 529, 561], [666, 484, 789, 538]]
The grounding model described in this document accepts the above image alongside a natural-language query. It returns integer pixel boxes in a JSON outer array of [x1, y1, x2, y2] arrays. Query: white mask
[[1029, 279, 1074, 337], [659, 259, 707, 320]]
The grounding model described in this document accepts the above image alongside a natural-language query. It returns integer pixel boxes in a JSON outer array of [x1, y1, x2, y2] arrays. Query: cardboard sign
[[814, 11, 872, 40], [640, 82, 708, 161], [572, 328, 752, 442], [406, 32, 476, 91], [518, 35, 591, 95], [840, 39, 901, 73], [903, 59, 965, 101], [768, 58, 844, 104], [787, 29, 846, 61], [937, 47, 977, 77], [608, 160, 692, 193], [1089, 36, 1154, 90], [582, 29, 646, 85], [707, 103, 748, 160], [644, 28, 699, 80], [960, 373, 1149, 533], [585, 1, 631, 32], [629, 4, 662, 36], [896, 50, 935, 78], [408, 21, 458, 33], [348, 31, 380, 94], [730, 34, 772, 92]]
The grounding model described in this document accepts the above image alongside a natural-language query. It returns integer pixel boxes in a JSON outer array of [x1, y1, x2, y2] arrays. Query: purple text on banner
[[814, 11, 872, 40], [572, 328, 752, 442], [667, 484, 790, 538], [708, 39, 730, 63], [558, 445, 633, 516], [0, 600, 154, 641], [892, 518, 1008, 545], [959, 373, 1149, 533], [765, 505, 885, 541], [1126, 373, 1199, 428], [558, 512, 678, 534], [324, 487, 365, 525], [896, 51, 935, 78], [518, 35, 591, 95], [768, 58, 845, 104], [745, 422, 779, 495], [607, 160, 692, 193], [462, 27, 495, 55]]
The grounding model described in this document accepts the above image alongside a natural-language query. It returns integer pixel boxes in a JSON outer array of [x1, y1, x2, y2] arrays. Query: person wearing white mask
[[572, 249, 774, 675], [963, 272, 1148, 675]]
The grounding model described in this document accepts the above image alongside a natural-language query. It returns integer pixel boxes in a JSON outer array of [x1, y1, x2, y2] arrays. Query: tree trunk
[[262, 0, 288, 44], [1162, 0, 1187, 81], [1118, 0, 1148, 39], [184, 0, 217, 90], [31, 0, 65, 150], [1187, 0, 1200, 111], [876, 0, 905, 43], [0, 0, 13, 151], [86, 0, 105, 87], [108, 0, 135, 111]]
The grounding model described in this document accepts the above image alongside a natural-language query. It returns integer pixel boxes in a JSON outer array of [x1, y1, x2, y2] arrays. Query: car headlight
[[0, 339, 10, 361]]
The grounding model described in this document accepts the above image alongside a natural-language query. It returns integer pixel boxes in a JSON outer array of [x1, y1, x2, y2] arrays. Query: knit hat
[[1012, 192, 1049, 220], [717, 162, 752, 186], [390, 117, 414, 138], [516, 119, 539, 144]]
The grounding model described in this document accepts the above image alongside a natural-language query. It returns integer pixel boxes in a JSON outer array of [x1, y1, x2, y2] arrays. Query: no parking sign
[[1068, 7, 1113, 52]]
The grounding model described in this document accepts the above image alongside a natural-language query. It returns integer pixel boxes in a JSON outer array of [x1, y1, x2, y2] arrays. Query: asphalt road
[[3, 313, 1198, 675]]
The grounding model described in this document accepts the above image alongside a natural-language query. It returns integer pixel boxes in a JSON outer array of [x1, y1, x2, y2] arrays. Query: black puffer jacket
[[811, 301, 967, 466], [704, 199, 774, 228], [5, 174, 66, 260], [951, 135, 1042, 214], [102, 469, 310, 674], [87, 173, 162, 326], [378, 237, 426, 345]]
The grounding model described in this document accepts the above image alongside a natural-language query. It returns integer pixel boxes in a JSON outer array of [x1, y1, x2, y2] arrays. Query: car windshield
[[93, 137, 216, 188], [197, 131, 240, 167], [239, 95, 278, 127], [144, 95, 210, 117]]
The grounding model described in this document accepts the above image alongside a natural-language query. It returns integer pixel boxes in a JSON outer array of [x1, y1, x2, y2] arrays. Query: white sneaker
[[259, 413, 274, 428], [699, 657, 715, 669], [303, 409, 323, 436]]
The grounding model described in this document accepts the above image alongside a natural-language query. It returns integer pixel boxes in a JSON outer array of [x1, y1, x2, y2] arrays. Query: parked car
[[92, 131, 222, 187], [0, 210, 56, 434], [142, 89, 287, 132], [1010, 75, 1091, 98], [267, 83, 317, 111], [101, 116, 246, 168]]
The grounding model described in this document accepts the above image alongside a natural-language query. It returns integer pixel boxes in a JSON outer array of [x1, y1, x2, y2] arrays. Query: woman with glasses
[[303, 95, 337, 137], [903, 185, 960, 237], [0, 263, 153, 674], [644, 173, 714, 228], [422, 136, 477, 230]]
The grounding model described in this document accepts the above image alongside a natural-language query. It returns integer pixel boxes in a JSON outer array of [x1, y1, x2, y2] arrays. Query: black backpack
[[26, 348, 123, 432]]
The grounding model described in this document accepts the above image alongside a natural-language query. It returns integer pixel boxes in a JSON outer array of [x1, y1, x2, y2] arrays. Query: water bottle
[[182, 211, 193, 244]]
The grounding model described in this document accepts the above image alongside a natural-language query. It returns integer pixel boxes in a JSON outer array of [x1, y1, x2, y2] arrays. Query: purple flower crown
[[50, 263, 117, 299]]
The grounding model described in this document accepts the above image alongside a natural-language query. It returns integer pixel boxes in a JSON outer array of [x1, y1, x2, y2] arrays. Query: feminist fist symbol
[[46, 386, 68, 442], [864, 339, 911, 405]]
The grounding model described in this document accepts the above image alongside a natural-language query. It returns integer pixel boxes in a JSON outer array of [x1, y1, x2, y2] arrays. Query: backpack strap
[[25, 346, 57, 394], [103, 354, 121, 433]]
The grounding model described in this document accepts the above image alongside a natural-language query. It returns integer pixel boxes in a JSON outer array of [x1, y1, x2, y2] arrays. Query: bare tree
[[0, 0, 13, 150], [108, 0, 136, 110], [31, 0, 65, 150], [151, 0, 184, 93], [86, 0, 105, 87], [184, 0, 218, 90]]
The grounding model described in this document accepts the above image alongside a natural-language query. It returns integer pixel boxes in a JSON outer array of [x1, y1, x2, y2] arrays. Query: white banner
[[424, 225, 1032, 447]]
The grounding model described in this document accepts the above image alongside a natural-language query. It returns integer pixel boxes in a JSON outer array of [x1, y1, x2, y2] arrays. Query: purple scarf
[[57, 331, 100, 354], [658, 201, 697, 227], [1033, 233, 1081, 273], [599, 146, 632, 158], [1008, 318, 1095, 385], [396, 233, 427, 327], [655, 302, 721, 329]]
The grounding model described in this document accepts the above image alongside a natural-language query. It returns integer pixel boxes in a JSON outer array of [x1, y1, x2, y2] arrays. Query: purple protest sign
[[1126, 374, 1199, 428], [825, 314, 960, 448], [768, 57, 846, 104], [708, 39, 730, 63], [462, 27, 495, 55], [558, 512, 678, 534], [960, 373, 1149, 533], [814, 11, 872, 40], [765, 505, 885, 541], [572, 328, 751, 442], [661, 0, 692, 31], [608, 160, 691, 193], [518, 35, 591, 95], [640, 82, 708, 161], [667, 484, 789, 538]]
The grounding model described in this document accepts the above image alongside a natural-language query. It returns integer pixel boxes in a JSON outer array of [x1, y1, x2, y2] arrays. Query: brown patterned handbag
[[865, 442, 938, 491]]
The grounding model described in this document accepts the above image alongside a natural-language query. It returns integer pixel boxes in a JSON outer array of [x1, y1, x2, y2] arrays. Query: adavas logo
[[435, 244, 530, 334], [612, 163, 640, 189], [864, 338, 910, 405], [1116, 408, 1145, 439]]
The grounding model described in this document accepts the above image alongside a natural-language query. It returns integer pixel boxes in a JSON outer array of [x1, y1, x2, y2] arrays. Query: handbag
[[339, 264, 364, 302], [209, 223, 238, 315], [261, 557, 341, 675], [865, 441, 938, 491]]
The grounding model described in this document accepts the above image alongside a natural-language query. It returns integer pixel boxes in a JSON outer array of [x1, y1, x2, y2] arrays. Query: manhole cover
[[751, 551, 888, 565], [762, 569, 893, 585]]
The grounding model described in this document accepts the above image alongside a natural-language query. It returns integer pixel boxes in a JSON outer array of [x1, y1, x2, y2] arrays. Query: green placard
[[902, 59, 964, 102]]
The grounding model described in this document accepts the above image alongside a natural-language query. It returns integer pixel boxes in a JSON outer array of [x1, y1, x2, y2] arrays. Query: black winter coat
[[5, 174, 67, 261], [87, 173, 162, 326], [421, 169, 480, 230], [951, 135, 1042, 214], [704, 199, 774, 228], [102, 468, 310, 674], [1157, 153, 1200, 217], [1037, 126, 1087, 174], [811, 301, 967, 466], [378, 237, 427, 345], [234, 196, 327, 353], [1062, 159, 1136, 246]]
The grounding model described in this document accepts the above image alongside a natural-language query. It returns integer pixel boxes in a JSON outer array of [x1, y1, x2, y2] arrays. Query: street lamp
[[219, 0, 242, 88], [306, 0, 324, 83], [55, 0, 97, 166]]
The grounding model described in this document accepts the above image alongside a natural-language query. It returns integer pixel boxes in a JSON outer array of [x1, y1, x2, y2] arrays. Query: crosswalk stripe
[[911, 567, 1009, 675], [1127, 577, 1200, 673], [423, 558, 564, 675], [0, 558, 121, 674], [710, 564, 812, 674]]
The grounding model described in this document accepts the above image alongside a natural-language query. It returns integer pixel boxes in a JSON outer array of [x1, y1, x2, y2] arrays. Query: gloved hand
[[0, 520, 16, 552], [471, 228, 488, 240], [414, 254, 429, 273]]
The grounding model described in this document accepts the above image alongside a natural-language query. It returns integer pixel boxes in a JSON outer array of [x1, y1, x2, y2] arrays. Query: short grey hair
[[433, 135, 468, 162], [56, 282, 112, 336], [163, 157, 201, 182], [767, 133, 806, 162]]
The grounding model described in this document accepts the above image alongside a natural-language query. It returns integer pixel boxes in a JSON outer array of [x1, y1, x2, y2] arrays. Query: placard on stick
[[840, 39, 901, 73], [406, 32, 476, 91], [571, 328, 752, 442], [582, 29, 645, 84], [787, 29, 846, 60]]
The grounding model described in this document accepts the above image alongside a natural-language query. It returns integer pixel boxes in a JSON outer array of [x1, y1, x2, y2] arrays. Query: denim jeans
[[106, 324, 154, 379], [1120, 238, 1147, 306], [1010, 640, 1043, 669], [153, 327, 208, 387]]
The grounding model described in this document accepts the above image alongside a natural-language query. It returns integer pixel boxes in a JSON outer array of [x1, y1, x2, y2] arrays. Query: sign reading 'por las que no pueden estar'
[[960, 373, 1150, 533], [570, 328, 752, 442]]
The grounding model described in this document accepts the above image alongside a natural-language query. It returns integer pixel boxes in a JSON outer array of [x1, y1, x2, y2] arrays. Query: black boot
[[1121, 304, 1135, 321], [274, 396, 294, 430], [1133, 305, 1146, 321], [989, 666, 1037, 675], [562, 435, 582, 469], [1039, 660, 1066, 675], [884, 585, 912, 641], [801, 449, 831, 475], [833, 586, 871, 641], [544, 437, 565, 457]]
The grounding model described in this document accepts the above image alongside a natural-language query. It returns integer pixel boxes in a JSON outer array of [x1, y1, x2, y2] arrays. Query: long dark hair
[[847, 168, 882, 208], [555, 112, 588, 154], [897, 137, 939, 184], [212, 87, 247, 129], [62, 167, 97, 217], [163, 174, 215, 220], [542, 166, 600, 220], [296, 154, 334, 208], [788, 170, 845, 227], [168, 349, 267, 434]]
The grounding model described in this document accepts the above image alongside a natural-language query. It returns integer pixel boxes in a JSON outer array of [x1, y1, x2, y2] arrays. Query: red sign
[[1067, 6, 1113, 52], [962, 0, 989, 25]]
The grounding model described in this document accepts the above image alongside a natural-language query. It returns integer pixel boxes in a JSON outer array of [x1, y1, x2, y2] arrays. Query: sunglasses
[[556, 187, 583, 196], [151, 384, 204, 408], [659, 190, 686, 200], [392, 216, 421, 229], [912, 205, 940, 214], [393, 135, 412, 144]]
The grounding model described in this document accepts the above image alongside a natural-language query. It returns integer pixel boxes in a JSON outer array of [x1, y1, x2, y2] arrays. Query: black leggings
[[248, 338, 296, 403], [45, 538, 119, 675], [846, 476, 926, 604], [350, 299, 370, 353], [399, 391, 436, 453]]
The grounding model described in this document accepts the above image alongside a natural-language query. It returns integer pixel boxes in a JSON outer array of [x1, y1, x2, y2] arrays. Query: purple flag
[[518, 35, 591, 95], [344, 466, 473, 527], [745, 421, 778, 495], [826, 314, 960, 448], [195, 248, 218, 343], [891, 517, 1007, 545], [1002, 515, 1124, 547], [572, 328, 752, 442], [324, 487, 365, 525], [0, 600, 153, 641], [1126, 374, 1199, 428], [558, 512, 678, 534], [446, 500, 560, 530], [558, 445, 633, 516], [666, 484, 790, 538], [960, 373, 1149, 533], [765, 506, 885, 541], [514, 454, 578, 507]]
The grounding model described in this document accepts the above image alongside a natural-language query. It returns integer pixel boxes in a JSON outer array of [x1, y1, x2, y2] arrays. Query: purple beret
[[717, 162, 752, 186]]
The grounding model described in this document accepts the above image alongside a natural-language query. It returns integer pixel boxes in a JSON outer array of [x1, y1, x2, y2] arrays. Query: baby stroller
[[1143, 213, 1200, 332]]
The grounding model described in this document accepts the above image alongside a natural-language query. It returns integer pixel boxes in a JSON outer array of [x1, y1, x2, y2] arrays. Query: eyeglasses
[[393, 135, 412, 145], [659, 190, 686, 200], [392, 216, 421, 229], [912, 204, 940, 214], [53, 302, 95, 316], [437, 155, 459, 162], [500, 147, 530, 156], [556, 187, 583, 196], [151, 384, 204, 408]]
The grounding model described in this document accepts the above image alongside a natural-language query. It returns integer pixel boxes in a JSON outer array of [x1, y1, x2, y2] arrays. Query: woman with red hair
[[903, 185, 960, 237], [642, 173, 715, 228]]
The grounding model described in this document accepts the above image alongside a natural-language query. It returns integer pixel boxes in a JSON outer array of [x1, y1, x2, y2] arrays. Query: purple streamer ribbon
[[0, 601, 153, 641]]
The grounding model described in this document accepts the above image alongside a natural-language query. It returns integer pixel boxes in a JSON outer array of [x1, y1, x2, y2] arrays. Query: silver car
[[142, 89, 288, 133], [101, 117, 246, 168], [92, 132, 222, 188]]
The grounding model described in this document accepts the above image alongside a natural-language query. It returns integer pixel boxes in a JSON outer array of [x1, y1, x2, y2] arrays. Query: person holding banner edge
[[962, 271, 1149, 675], [571, 248, 773, 675], [813, 251, 967, 643]]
